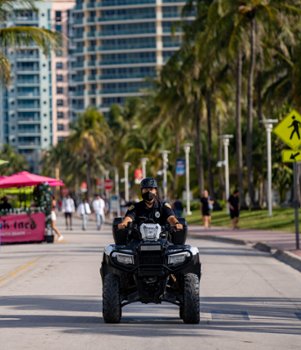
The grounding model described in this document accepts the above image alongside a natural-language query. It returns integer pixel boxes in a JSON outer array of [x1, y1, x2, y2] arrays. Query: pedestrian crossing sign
[[274, 109, 301, 149], [282, 150, 301, 162], [274, 110, 301, 149]]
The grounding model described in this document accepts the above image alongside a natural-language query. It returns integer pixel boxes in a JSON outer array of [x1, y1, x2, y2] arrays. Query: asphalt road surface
[[0, 215, 300, 350]]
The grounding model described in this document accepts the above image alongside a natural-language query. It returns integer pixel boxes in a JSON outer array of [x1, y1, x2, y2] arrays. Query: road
[[0, 215, 300, 350]]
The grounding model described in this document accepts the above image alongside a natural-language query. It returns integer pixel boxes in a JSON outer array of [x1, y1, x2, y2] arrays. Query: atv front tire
[[103, 273, 121, 323], [182, 273, 200, 324]]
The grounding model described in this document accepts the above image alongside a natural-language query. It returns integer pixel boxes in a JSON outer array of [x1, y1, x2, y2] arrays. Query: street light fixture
[[160, 150, 170, 200], [140, 157, 148, 178], [123, 162, 131, 203], [184, 143, 192, 215], [220, 134, 233, 203], [262, 119, 278, 216]]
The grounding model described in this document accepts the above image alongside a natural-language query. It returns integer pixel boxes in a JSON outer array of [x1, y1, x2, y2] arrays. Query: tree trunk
[[206, 89, 214, 197], [194, 96, 204, 197], [235, 48, 245, 207], [257, 70, 263, 122], [246, 17, 256, 208]]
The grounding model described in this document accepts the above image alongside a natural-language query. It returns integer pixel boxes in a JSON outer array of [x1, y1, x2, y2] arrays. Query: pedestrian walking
[[77, 198, 91, 231], [62, 194, 75, 230], [228, 189, 240, 229], [92, 194, 105, 230], [51, 195, 64, 241], [200, 190, 214, 229]]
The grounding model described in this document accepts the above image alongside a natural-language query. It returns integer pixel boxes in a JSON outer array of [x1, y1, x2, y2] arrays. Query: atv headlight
[[112, 252, 134, 265], [168, 252, 190, 265]]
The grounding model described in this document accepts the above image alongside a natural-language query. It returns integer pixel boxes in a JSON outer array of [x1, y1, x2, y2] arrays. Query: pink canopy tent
[[0, 171, 64, 188]]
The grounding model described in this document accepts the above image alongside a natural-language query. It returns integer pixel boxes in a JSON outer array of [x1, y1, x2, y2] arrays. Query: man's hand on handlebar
[[117, 223, 127, 230], [174, 223, 183, 231], [117, 216, 133, 230]]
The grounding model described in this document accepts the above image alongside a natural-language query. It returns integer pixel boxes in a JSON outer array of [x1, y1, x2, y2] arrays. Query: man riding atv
[[101, 177, 200, 324], [118, 177, 183, 232]]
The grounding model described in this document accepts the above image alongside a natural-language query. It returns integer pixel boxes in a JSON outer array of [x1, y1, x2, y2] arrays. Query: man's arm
[[118, 216, 133, 229], [167, 215, 183, 230]]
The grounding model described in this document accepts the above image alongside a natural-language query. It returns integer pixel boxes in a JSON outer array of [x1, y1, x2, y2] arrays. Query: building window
[[57, 99, 64, 106], [56, 74, 63, 82], [57, 112, 64, 119], [55, 11, 62, 22], [57, 87, 64, 94], [56, 62, 63, 69]]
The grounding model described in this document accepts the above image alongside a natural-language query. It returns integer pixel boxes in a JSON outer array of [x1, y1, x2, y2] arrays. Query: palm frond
[[0, 27, 61, 54], [0, 51, 10, 84]]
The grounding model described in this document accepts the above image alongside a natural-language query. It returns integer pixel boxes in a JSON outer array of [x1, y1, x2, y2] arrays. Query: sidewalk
[[188, 225, 301, 272]]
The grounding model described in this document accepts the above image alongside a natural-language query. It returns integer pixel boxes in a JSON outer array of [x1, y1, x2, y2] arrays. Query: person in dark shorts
[[200, 190, 214, 228], [228, 190, 240, 229]]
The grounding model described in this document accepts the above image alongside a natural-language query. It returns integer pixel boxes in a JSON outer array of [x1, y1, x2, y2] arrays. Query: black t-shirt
[[125, 199, 175, 226], [228, 195, 239, 211]]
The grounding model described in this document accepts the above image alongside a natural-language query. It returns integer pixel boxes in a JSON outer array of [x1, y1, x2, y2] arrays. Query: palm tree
[[67, 107, 111, 197], [0, 0, 60, 84], [0, 144, 28, 174]]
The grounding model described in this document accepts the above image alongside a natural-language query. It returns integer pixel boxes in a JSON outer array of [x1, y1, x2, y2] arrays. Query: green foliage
[[0, 144, 28, 174], [0, 0, 60, 84]]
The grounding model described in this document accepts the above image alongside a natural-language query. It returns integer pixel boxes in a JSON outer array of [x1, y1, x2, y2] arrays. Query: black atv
[[100, 217, 201, 324]]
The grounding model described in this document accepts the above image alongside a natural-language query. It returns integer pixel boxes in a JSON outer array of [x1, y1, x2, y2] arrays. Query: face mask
[[142, 191, 156, 202]]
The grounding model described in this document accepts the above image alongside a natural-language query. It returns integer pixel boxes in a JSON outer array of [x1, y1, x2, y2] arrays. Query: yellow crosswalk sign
[[282, 150, 301, 162], [274, 109, 301, 149]]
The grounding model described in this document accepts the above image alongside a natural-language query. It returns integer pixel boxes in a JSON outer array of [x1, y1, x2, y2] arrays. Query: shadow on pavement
[[0, 295, 300, 336]]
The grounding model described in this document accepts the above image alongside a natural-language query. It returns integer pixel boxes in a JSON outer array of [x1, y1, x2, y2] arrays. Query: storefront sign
[[0, 212, 45, 243]]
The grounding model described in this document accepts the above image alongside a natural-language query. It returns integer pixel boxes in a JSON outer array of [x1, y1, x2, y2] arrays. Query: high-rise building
[[0, 0, 74, 172], [51, 0, 75, 144], [70, 0, 193, 116]]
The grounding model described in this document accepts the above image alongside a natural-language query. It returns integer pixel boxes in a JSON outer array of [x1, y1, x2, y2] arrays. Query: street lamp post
[[123, 162, 131, 203], [184, 143, 192, 215], [160, 150, 170, 200], [141, 157, 148, 178], [221, 135, 233, 203], [262, 119, 277, 216]]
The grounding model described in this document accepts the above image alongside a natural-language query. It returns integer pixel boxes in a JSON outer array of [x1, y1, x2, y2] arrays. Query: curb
[[197, 234, 247, 246], [191, 233, 301, 273], [272, 250, 301, 272]]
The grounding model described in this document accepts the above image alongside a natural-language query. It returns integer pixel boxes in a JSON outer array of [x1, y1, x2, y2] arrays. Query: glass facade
[[70, 0, 191, 113]]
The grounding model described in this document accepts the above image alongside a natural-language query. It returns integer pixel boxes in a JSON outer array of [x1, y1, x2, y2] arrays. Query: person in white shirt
[[77, 198, 91, 231], [62, 195, 75, 230], [92, 194, 105, 230]]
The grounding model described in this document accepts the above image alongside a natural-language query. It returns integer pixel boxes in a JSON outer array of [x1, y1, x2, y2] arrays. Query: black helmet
[[140, 177, 158, 189]]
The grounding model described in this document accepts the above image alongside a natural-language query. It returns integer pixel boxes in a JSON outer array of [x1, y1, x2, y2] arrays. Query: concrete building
[[0, 0, 74, 172], [51, 0, 75, 144], [70, 0, 193, 116]]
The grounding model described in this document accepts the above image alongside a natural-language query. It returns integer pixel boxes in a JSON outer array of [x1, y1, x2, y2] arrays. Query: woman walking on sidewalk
[[200, 190, 214, 229], [51, 196, 64, 241]]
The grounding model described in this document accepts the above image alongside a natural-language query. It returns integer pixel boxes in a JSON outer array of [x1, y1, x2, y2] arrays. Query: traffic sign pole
[[293, 162, 300, 250], [274, 110, 301, 250]]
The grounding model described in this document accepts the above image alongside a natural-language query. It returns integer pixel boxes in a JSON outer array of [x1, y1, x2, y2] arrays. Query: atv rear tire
[[182, 273, 200, 324], [103, 273, 121, 323]]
